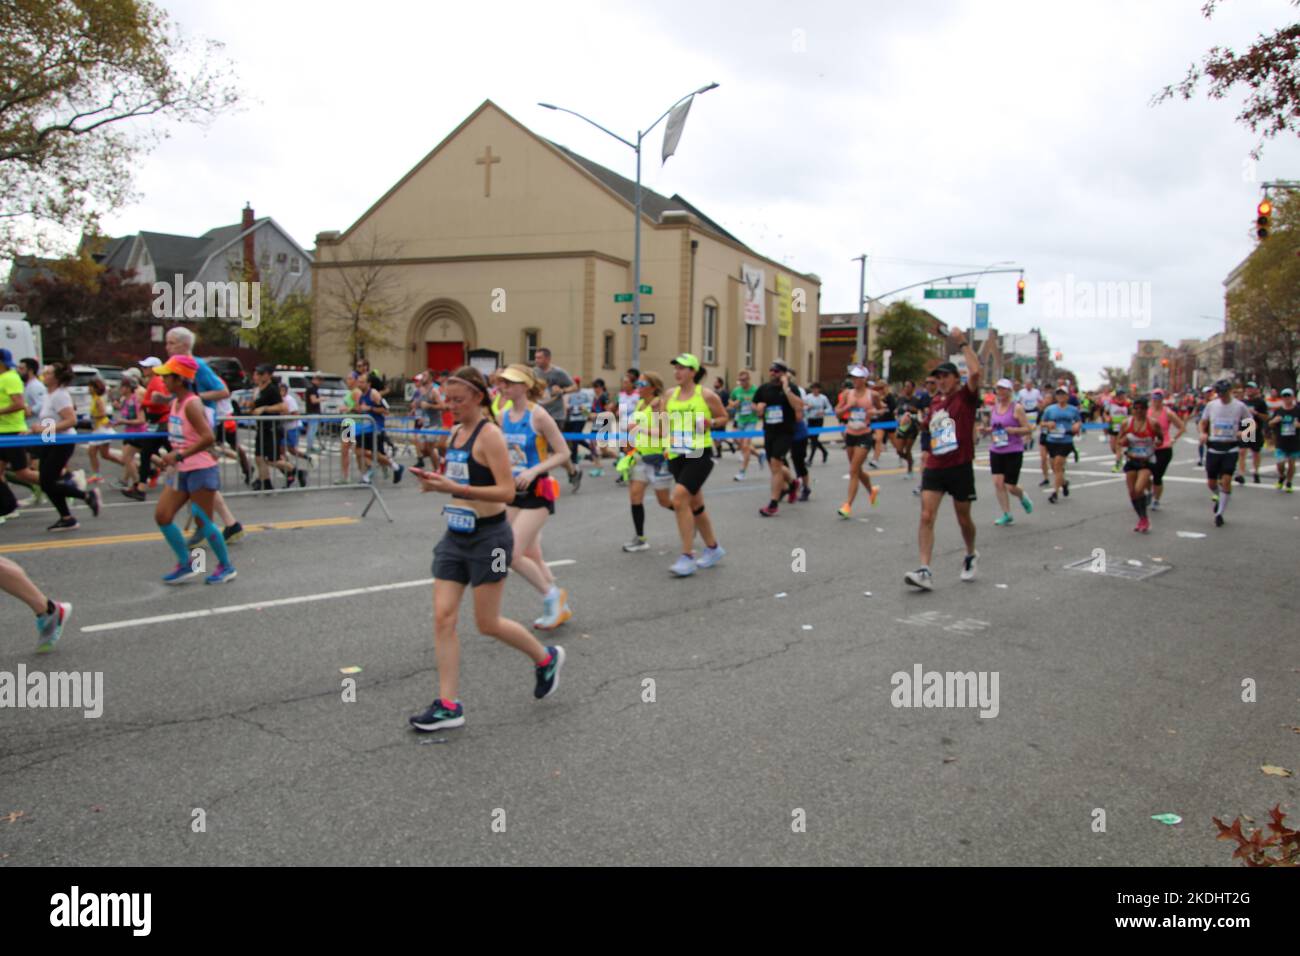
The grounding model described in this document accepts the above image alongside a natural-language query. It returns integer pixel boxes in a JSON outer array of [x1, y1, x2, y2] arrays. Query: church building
[[312, 100, 820, 386]]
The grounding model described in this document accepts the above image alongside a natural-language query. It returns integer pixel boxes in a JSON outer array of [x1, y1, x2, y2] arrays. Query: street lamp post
[[540, 83, 719, 370]]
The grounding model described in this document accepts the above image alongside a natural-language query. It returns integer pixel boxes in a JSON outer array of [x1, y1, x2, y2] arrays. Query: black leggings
[[39, 443, 88, 519], [791, 436, 809, 479], [807, 418, 828, 459], [1151, 447, 1173, 485], [133, 431, 170, 487]]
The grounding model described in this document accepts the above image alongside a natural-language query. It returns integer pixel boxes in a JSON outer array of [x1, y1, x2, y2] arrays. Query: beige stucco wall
[[312, 101, 820, 385]]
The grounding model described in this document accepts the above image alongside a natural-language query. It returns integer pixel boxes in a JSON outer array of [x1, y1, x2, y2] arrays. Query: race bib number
[[442, 505, 477, 533], [765, 406, 784, 425], [849, 408, 867, 424], [739, 402, 754, 418], [1053, 421, 1067, 437], [992, 428, 1010, 448], [1282, 419, 1297, 438], [505, 433, 527, 475], [931, 411, 958, 456], [1128, 439, 1152, 459], [1210, 419, 1237, 442], [445, 448, 470, 485]]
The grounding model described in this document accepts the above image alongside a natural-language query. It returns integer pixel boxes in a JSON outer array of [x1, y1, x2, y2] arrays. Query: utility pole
[[853, 254, 867, 368]]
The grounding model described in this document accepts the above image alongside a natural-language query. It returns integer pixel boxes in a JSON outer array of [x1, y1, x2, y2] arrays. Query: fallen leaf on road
[[1151, 813, 1182, 825], [1285, 726, 1300, 734], [339, 666, 362, 675], [1260, 765, 1294, 778], [3, 811, 25, 824]]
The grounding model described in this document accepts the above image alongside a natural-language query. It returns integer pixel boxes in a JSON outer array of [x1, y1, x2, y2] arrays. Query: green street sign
[[924, 288, 975, 299], [614, 293, 633, 303], [638, 284, 653, 294]]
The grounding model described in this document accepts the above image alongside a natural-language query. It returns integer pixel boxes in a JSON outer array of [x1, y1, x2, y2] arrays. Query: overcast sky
[[95, 0, 1300, 387]]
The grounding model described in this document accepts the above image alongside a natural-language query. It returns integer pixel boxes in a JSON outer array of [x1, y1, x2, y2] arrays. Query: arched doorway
[[407, 299, 477, 377]]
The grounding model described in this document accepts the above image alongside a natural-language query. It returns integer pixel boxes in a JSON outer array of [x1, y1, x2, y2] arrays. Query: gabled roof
[[138, 231, 211, 283]]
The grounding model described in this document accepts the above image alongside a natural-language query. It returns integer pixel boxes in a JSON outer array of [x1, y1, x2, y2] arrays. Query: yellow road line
[[0, 516, 358, 554]]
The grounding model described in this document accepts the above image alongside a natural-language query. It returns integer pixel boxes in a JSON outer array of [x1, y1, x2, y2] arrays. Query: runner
[[1268, 388, 1299, 492], [804, 381, 834, 465], [1200, 379, 1252, 527], [1106, 388, 1131, 472], [981, 378, 1034, 526], [727, 369, 760, 480], [1236, 381, 1270, 485], [892, 380, 921, 478], [406, 365, 564, 732], [1118, 395, 1162, 533], [663, 353, 727, 575], [0, 348, 31, 521], [0, 556, 72, 653], [789, 373, 813, 502], [150, 355, 235, 585], [31, 363, 101, 531], [620, 371, 675, 551], [112, 374, 147, 490], [497, 364, 573, 629], [123, 356, 171, 501], [904, 330, 981, 591], [835, 365, 879, 517], [354, 368, 404, 485], [531, 348, 579, 489], [1016, 379, 1043, 451], [85, 377, 123, 481], [1040, 386, 1081, 504], [1148, 389, 1186, 511], [755, 359, 803, 516], [868, 379, 895, 468]]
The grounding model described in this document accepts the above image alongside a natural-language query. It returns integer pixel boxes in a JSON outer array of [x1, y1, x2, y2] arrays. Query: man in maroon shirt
[[906, 329, 981, 591]]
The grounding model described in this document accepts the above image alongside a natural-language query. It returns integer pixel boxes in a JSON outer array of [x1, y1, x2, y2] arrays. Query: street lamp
[[539, 83, 719, 369]]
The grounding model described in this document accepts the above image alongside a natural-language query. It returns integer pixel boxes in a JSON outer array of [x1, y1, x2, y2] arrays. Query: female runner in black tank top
[[408, 366, 565, 733]]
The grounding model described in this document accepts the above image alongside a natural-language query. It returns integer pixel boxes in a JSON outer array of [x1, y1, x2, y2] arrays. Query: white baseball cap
[[848, 365, 869, 378], [995, 378, 1014, 390], [139, 356, 162, 368]]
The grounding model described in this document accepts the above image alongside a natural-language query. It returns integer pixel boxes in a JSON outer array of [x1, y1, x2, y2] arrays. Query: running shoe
[[1021, 495, 1033, 514], [46, 516, 78, 532], [622, 536, 650, 552], [204, 564, 237, 585], [571, 468, 582, 493], [669, 553, 697, 577], [1287, 484, 1294, 493], [1215, 513, 1225, 527], [87, 474, 103, 485], [869, 486, 880, 507], [1111, 462, 1121, 473], [1137, 517, 1150, 533], [799, 483, 811, 502], [995, 513, 1013, 526], [1277, 480, 1285, 491], [297, 469, 309, 487], [695, 544, 726, 569], [393, 463, 404, 485], [1252, 473, 1260, 484], [837, 503, 852, 519], [30, 487, 47, 506], [35, 601, 71, 654], [223, 522, 245, 544], [121, 487, 146, 501], [734, 470, 747, 481], [86, 488, 101, 517], [1062, 480, 1070, 497], [1048, 492, 1059, 504], [960, 551, 979, 582], [534, 645, 565, 699], [1150, 498, 1160, 511], [534, 588, 571, 630], [759, 504, 779, 517], [1038, 478, 1051, 487], [787, 480, 799, 504], [1234, 473, 1245, 485], [410, 699, 465, 732], [867, 459, 878, 469], [361, 470, 373, 485], [162, 563, 201, 584], [904, 568, 934, 591]]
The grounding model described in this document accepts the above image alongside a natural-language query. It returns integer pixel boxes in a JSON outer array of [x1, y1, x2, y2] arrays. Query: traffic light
[[1257, 199, 1272, 240], [1016, 278, 1025, 305]]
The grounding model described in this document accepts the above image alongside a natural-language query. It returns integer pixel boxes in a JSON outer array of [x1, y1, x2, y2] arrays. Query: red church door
[[426, 342, 465, 373]]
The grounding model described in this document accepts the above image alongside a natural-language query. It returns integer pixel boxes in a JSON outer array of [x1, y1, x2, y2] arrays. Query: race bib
[[931, 411, 958, 456], [765, 406, 784, 425], [849, 408, 867, 424], [1210, 419, 1237, 442], [445, 448, 470, 485], [1053, 421, 1067, 437], [1128, 439, 1153, 459], [1282, 419, 1296, 438], [442, 505, 477, 533], [505, 432, 527, 475], [992, 428, 1010, 448], [739, 402, 754, 418]]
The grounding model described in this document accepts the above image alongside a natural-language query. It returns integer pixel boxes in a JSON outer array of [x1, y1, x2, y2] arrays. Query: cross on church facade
[[475, 145, 500, 197]]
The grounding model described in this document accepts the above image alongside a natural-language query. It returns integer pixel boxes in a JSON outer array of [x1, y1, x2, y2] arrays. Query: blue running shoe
[[669, 553, 697, 577], [163, 563, 201, 585], [534, 645, 565, 699], [695, 544, 726, 569], [204, 564, 237, 585], [410, 699, 465, 731], [35, 601, 71, 654]]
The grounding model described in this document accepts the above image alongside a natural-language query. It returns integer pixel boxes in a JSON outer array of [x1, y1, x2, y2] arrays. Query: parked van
[[0, 310, 40, 366]]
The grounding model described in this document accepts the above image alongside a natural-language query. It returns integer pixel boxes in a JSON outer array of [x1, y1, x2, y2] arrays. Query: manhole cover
[[1063, 557, 1171, 581]]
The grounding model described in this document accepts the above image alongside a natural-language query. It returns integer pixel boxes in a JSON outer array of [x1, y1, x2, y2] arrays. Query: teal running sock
[[193, 504, 232, 568], [160, 522, 188, 563]]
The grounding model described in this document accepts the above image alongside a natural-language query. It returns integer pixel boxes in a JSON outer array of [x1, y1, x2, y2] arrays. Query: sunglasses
[[635, 380, 650, 387]]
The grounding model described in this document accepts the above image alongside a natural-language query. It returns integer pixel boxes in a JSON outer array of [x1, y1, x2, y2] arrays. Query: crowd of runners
[[3, 328, 1296, 731]]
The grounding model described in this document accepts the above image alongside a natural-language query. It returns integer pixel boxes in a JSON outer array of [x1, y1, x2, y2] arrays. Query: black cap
[[769, 359, 791, 372], [255, 363, 275, 374], [1214, 379, 1232, 393], [1132, 394, 1148, 406], [931, 362, 959, 377]]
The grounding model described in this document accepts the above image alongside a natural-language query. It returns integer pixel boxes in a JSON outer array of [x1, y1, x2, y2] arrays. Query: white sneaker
[[960, 551, 979, 582], [734, 470, 746, 481], [904, 568, 934, 591]]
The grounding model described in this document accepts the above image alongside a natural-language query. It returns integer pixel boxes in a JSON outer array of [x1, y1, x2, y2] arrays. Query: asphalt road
[[1, 435, 1296, 866]]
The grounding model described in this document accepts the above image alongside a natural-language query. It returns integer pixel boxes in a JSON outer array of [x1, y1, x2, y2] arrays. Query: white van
[[0, 311, 40, 366]]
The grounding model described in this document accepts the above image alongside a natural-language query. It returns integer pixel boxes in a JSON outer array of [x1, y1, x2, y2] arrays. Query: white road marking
[[81, 559, 576, 633]]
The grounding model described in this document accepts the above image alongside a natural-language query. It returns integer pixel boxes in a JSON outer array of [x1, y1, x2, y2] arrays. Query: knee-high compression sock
[[1217, 491, 1230, 516], [160, 522, 188, 564], [631, 503, 645, 536], [1131, 495, 1147, 519], [193, 505, 232, 568]]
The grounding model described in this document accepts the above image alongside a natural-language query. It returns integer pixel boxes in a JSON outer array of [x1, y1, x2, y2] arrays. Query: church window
[[703, 301, 718, 365]]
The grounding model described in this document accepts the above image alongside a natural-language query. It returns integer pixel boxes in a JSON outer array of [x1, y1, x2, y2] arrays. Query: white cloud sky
[[92, 0, 1300, 386]]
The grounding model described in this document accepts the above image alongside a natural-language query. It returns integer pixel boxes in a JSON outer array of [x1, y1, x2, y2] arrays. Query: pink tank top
[[169, 392, 217, 471], [1153, 407, 1172, 449]]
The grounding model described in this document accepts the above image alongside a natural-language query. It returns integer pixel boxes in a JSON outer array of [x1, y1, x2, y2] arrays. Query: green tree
[[1155, 1, 1300, 158], [243, 290, 311, 367], [1101, 366, 1131, 391], [0, 0, 240, 258], [873, 301, 938, 384], [1226, 191, 1300, 385], [12, 254, 153, 361]]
